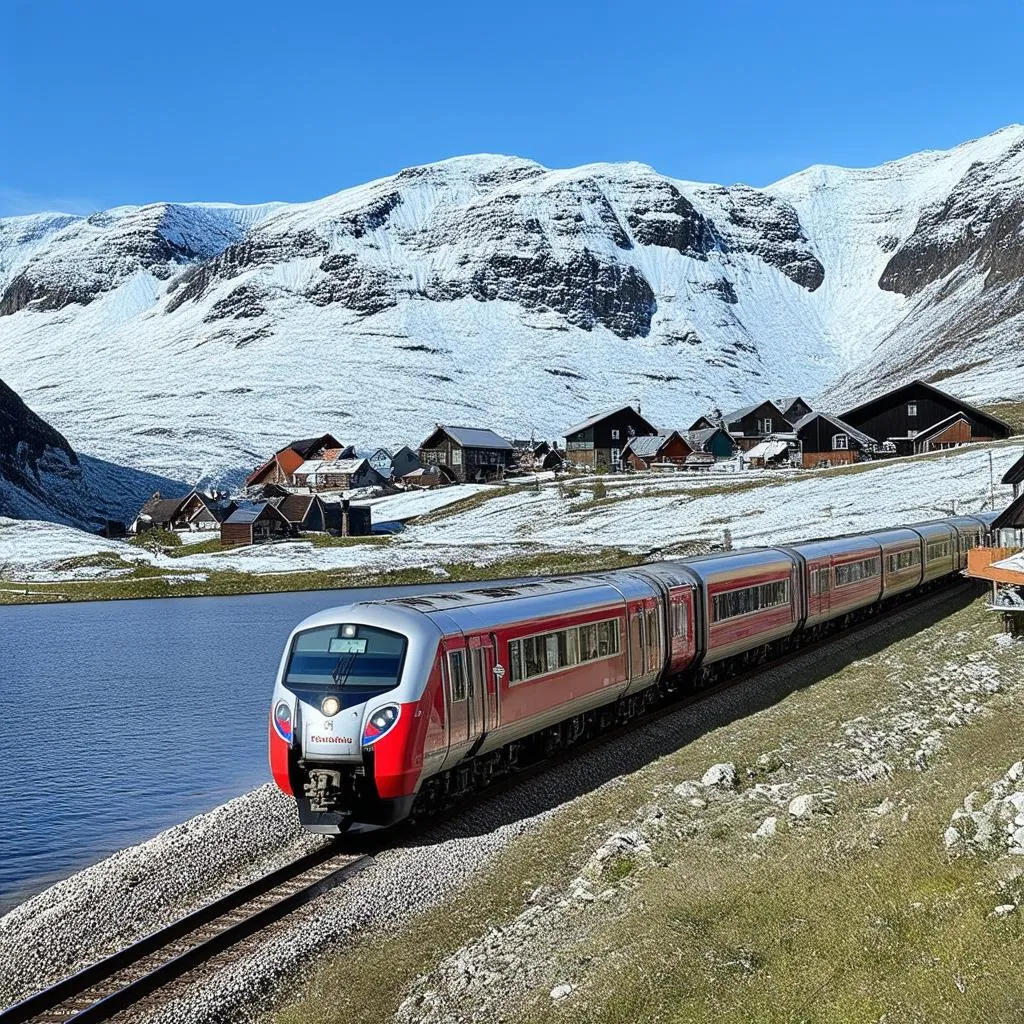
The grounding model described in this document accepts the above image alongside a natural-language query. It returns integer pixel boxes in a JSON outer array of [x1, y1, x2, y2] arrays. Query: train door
[[629, 604, 647, 681], [466, 636, 491, 744], [442, 641, 472, 764]]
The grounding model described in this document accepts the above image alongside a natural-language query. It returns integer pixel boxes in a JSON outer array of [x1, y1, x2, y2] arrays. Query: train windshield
[[285, 624, 407, 694]]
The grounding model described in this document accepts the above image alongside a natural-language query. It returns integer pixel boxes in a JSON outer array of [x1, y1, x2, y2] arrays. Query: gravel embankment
[[0, 585, 994, 1023]]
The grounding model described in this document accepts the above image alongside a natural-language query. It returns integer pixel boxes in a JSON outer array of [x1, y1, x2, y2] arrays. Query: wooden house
[[324, 499, 373, 536], [368, 445, 421, 482], [721, 401, 793, 452], [418, 425, 514, 483], [621, 432, 692, 471], [1003, 450, 1024, 499], [245, 434, 354, 490], [687, 415, 719, 431], [175, 489, 237, 531], [839, 380, 1011, 456], [775, 396, 813, 423], [563, 404, 658, 471], [793, 412, 876, 468], [268, 494, 330, 532], [291, 457, 386, 492], [220, 502, 293, 547], [684, 426, 735, 460], [130, 492, 186, 533]]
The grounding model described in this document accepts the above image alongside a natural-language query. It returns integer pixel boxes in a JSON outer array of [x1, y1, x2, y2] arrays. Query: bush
[[592, 479, 608, 500], [129, 528, 182, 551]]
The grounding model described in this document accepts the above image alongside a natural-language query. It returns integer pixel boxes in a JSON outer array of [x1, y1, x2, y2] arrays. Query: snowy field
[[0, 444, 1019, 585]]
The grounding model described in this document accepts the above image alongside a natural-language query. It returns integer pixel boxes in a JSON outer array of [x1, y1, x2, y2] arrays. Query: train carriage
[[872, 528, 925, 598], [943, 516, 987, 570], [681, 549, 801, 666], [788, 535, 884, 628], [910, 521, 958, 582]]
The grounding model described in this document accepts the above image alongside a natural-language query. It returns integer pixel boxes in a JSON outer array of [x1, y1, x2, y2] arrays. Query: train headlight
[[362, 704, 401, 745], [273, 700, 293, 742], [342, 624, 358, 638], [321, 695, 341, 717]]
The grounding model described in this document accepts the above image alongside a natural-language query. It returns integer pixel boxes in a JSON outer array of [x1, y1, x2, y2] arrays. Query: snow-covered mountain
[[1, 127, 1022, 485], [0, 377, 179, 529]]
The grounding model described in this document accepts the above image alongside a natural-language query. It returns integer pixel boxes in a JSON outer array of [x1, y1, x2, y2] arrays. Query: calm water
[[0, 582, 493, 913]]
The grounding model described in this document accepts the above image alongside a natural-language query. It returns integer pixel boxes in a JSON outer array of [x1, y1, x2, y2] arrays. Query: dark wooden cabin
[[721, 401, 793, 452], [221, 502, 293, 547], [1003, 450, 1024, 498], [839, 380, 1011, 456], [622, 432, 692, 470], [175, 490, 237, 531], [687, 415, 718, 431], [793, 412, 876, 468], [419, 425, 514, 483], [775, 396, 813, 423], [563, 404, 658, 471]]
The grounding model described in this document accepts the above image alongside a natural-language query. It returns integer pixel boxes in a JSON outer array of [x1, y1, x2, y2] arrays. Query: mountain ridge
[[0, 127, 1021, 485]]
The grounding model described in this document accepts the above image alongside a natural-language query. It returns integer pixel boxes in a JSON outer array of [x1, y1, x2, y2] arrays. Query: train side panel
[[872, 528, 925, 597]]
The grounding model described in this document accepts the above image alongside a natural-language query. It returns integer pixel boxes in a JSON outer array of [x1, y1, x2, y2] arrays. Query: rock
[[991, 904, 1016, 917], [550, 983, 573, 1000], [943, 826, 961, 850], [701, 763, 737, 789], [689, 798, 708, 809], [754, 816, 778, 838], [788, 793, 832, 821], [673, 780, 703, 799]]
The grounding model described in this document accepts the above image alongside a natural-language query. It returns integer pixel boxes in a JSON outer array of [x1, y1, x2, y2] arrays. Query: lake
[[0, 582, 496, 913]]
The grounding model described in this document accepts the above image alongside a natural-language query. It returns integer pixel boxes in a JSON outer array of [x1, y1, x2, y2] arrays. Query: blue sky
[[3, 0, 1023, 215]]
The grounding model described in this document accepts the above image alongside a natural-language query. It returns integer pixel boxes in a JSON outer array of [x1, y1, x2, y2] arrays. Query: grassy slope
[[276, 595, 1023, 1024], [0, 548, 642, 605]]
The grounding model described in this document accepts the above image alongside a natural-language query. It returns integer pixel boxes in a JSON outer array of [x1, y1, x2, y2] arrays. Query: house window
[[832, 434, 848, 450], [908, 430, 918, 438], [452, 449, 462, 466], [611, 429, 620, 440], [611, 448, 621, 466], [757, 418, 773, 434], [907, 403, 917, 417]]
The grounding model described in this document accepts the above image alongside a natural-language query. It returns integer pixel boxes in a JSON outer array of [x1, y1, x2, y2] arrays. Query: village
[[128, 377, 1014, 548]]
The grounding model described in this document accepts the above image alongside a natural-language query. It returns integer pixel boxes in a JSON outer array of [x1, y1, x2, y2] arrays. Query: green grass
[[983, 402, 1024, 436]]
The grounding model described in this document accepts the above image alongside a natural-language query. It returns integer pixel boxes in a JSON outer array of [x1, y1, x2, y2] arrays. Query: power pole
[[990, 450, 995, 510]]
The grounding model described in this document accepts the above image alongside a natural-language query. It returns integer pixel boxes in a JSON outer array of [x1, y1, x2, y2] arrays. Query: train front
[[269, 604, 439, 833]]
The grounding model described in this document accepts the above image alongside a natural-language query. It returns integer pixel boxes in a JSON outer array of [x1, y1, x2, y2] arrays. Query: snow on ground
[[0, 445, 1019, 585], [358, 483, 487, 522]]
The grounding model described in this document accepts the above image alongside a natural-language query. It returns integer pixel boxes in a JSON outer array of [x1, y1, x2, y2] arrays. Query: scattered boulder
[[550, 983, 573, 1001], [701, 763, 737, 789], [753, 816, 778, 839]]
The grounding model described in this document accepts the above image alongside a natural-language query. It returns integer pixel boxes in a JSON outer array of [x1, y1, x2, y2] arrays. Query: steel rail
[[0, 846, 372, 1024]]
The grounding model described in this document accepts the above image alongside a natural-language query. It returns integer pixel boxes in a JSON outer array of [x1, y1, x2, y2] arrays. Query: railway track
[[0, 847, 371, 1024]]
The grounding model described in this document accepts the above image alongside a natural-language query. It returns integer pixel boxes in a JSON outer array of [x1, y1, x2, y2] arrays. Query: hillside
[[0, 377, 180, 529], [1, 128, 1023, 485]]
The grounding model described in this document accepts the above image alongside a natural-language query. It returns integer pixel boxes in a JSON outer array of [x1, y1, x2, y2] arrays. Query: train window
[[508, 618, 621, 682], [579, 624, 599, 661], [508, 640, 523, 684], [558, 629, 579, 668], [810, 567, 831, 595], [833, 557, 881, 587], [886, 549, 921, 573], [670, 600, 687, 638], [712, 579, 791, 622], [927, 540, 952, 561], [448, 651, 468, 702], [286, 624, 407, 692]]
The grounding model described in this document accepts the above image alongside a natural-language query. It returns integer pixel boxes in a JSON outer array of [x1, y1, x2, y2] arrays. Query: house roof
[[912, 411, 971, 444], [683, 426, 730, 452], [137, 494, 186, 523], [722, 400, 789, 428], [294, 457, 369, 476], [181, 491, 236, 523], [282, 434, 348, 459], [563, 405, 656, 437], [687, 415, 718, 430], [793, 411, 876, 448], [270, 494, 316, 523], [993, 492, 1024, 531], [1002, 450, 1024, 487], [839, 379, 1012, 436], [746, 440, 790, 460], [776, 396, 811, 413], [225, 501, 290, 525], [434, 425, 513, 450], [622, 433, 683, 460]]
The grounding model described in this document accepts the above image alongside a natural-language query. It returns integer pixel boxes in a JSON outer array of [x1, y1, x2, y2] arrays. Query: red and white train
[[269, 513, 996, 833]]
